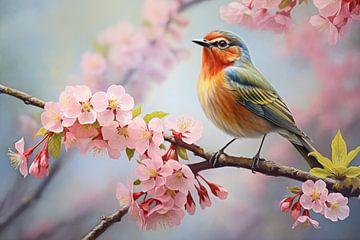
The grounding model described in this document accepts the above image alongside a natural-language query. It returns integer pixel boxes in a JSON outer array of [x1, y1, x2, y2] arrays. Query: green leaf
[[344, 146, 360, 167], [279, 0, 292, 9], [48, 133, 62, 159], [132, 105, 142, 119], [143, 111, 168, 123], [331, 130, 347, 166], [177, 146, 189, 160], [344, 166, 360, 178], [34, 127, 48, 138], [159, 144, 167, 150], [133, 179, 141, 186], [126, 148, 135, 161], [309, 168, 332, 178], [93, 121, 101, 129], [308, 151, 336, 173], [287, 186, 302, 194]]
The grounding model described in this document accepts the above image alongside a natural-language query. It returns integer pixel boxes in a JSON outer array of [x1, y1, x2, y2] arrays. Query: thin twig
[[81, 206, 129, 240], [0, 84, 45, 108]]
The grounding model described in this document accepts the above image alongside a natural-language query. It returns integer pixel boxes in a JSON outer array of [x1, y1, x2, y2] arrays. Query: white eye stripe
[[209, 37, 229, 44]]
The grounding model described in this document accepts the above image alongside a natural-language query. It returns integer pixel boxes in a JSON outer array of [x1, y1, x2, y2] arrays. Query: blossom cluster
[[279, 179, 350, 229], [79, 0, 190, 101], [220, 0, 360, 44], [8, 84, 229, 230]]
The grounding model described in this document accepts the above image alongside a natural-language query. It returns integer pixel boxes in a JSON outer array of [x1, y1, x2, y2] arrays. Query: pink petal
[[148, 117, 163, 132], [141, 179, 156, 192], [314, 180, 326, 192], [107, 84, 125, 100], [312, 200, 324, 213], [119, 93, 134, 111], [302, 180, 314, 195], [73, 85, 92, 102], [62, 116, 76, 127], [116, 111, 132, 126], [97, 110, 115, 127], [19, 158, 28, 177], [91, 91, 108, 112], [78, 111, 97, 124], [15, 137, 25, 154], [337, 205, 350, 220]]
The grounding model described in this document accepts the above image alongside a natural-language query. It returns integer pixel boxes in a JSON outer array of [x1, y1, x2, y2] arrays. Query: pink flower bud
[[185, 192, 196, 215], [290, 202, 302, 221], [279, 196, 295, 213]]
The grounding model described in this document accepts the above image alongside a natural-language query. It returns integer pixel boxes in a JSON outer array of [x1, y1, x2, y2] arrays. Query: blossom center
[[177, 119, 192, 132], [311, 192, 321, 201], [109, 99, 119, 109], [143, 130, 153, 140], [174, 170, 183, 179], [81, 101, 92, 112], [118, 127, 128, 137], [149, 168, 158, 177]]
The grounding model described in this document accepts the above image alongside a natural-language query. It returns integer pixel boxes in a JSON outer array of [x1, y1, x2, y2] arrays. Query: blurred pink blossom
[[292, 213, 320, 229]]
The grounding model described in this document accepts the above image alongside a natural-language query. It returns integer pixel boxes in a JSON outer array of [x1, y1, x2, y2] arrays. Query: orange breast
[[197, 71, 273, 138]]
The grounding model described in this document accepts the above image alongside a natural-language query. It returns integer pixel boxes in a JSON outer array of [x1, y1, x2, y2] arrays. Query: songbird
[[193, 30, 320, 170]]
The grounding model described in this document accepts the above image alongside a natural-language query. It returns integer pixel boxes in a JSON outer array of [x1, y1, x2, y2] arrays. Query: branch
[[81, 206, 129, 240], [0, 84, 45, 108]]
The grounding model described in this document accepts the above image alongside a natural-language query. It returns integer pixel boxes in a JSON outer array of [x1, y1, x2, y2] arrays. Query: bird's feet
[[251, 153, 261, 174], [209, 149, 224, 167]]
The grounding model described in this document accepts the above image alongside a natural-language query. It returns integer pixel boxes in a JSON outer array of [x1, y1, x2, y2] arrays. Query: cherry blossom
[[324, 193, 350, 221], [292, 211, 320, 229], [165, 160, 195, 194], [41, 102, 64, 133], [81, 52, 107, 78], [279, 196, 295, 212], [300, 180, 328, 213], [7, 138, 29, 177], [166, 115, 203, 144], [101, 121, 133, 151], [128, 117, 164, 155], [97, 85, 134, 127], [145, 204, 184, 230]]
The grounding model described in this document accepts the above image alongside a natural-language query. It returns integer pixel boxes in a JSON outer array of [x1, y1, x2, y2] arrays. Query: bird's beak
[[192, 39, 211, 48]]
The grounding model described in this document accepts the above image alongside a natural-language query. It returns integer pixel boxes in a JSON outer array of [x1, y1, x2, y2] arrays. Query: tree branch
[[81, 206, 129, 240], [0, 84, 45, 108]]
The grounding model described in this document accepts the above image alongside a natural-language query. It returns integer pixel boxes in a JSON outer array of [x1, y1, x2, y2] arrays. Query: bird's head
[[193, 30, 251, 75]]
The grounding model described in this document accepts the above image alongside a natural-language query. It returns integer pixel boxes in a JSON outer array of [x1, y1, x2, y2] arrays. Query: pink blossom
[[151, 185, 187, 209], [164, 160, 196, 194], [166, 115, 203, 144], [97, 85, 134, 126], [7, 137, 29, 177], [29, 144, 49, 178], [324, 193, 350, 221], [145, 204, 184, 230], [200, 177, 228, 200], [185, 192, 196, 215], [290, 202, 302, 221], [142, 0, 179, 28], [83, 139, 121, 159], [195, 183, 212, 209], [220, 1, 256, 28], [253, 0, 282, 9], [128, 117, 164, 155], [129, 200, 146, 229], [310, 15, 339, 44], [292, 213, 320, 229], [300, 180, 328, 213], [81, 52, 107, 77], [63, 131, 78, 151], [116, 178, 133, 208], [68, 122, 99, 139], [279, 196, 295, 213], [313, 0, 342, 17], [41, 102, 63, 133], [259, 12, 292, 33], [109, 45, 144, 71], [101, 121, 133, 151], [135, 157, 172, 192], [60, 85, 108, 124]]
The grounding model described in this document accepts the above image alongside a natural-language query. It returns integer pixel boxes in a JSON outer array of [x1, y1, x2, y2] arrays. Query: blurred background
[[0, 0, 359, 239]]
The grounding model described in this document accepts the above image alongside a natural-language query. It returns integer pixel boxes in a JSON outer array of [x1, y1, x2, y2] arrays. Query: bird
[[192, 30, 320, 171]]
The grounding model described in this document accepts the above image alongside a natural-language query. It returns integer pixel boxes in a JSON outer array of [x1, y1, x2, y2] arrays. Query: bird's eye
[[217, 40, 229, 49]]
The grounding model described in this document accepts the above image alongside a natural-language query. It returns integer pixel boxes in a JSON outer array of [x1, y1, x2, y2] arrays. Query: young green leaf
[[132, 105, 142, 119], [309, 168, 332, 178], [331, 130, 347, 166], [287, 186, 302, 194], [34, 127, 48, 138], [126, 148, 135, 161], [344, 146, 360, 167], [159, 144, 167, 150], [143, 111, 168, 123], [177, 146, 189, 160], [308, 151, 336, 173], [48, 133, 62, 159], [344, 166, 360, 178], [279, 0, 292, 9]]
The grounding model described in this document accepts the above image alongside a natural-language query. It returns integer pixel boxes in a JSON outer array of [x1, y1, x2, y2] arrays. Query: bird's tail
[[280, 132, 321, 169]]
